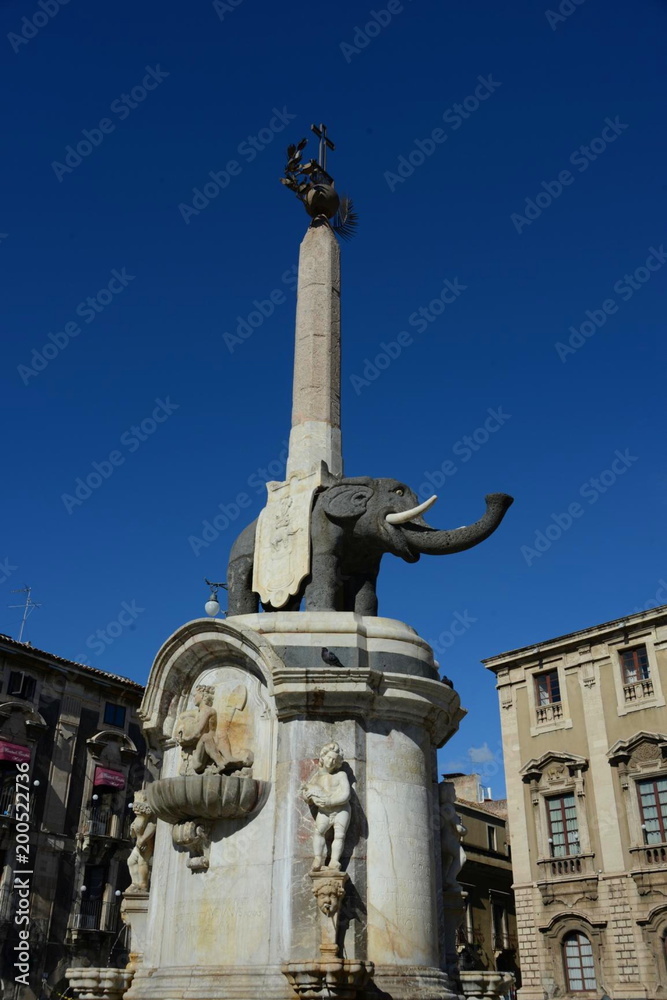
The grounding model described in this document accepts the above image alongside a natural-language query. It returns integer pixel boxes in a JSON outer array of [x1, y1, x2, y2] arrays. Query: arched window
[[563, 931, 597, 992]]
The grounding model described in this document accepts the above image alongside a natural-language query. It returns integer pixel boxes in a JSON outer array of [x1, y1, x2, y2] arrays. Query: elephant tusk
[[386, 495, 438, 525]]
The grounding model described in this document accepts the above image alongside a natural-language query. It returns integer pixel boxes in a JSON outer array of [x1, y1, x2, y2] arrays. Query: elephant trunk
[[399, 493, 514, 556]]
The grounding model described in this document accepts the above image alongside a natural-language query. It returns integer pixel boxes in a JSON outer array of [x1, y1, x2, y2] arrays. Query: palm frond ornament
[[280, 124, 359, 241]]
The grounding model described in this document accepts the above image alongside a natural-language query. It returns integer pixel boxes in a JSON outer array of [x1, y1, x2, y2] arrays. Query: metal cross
[[311, 123, 335, 174]]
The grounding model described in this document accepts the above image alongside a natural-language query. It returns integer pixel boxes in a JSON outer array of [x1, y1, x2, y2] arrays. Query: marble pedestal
[[129, 613, 466, 1000]]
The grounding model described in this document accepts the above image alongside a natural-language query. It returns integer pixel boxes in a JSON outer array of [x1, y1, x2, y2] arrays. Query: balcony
[[629, 842, 667, 894], [70, 899, 121, 934], [81, 806, 131, 841], [630, 843, 667, 866], [536, 853, 598, 903], [0, 783, 14, 817], [535, 702, 563, 725], [623, 678, 654, 702], [0, 782, 36, 825]]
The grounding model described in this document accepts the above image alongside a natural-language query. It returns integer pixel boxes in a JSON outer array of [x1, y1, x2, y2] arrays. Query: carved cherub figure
[[301, 742, 351, 871], [174, 685, 227, 774], [126, 792, 156, 893], [174, 684, 253, 776]]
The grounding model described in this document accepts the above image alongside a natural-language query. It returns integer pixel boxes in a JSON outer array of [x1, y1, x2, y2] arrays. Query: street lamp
[[204, 578, 227, 617]]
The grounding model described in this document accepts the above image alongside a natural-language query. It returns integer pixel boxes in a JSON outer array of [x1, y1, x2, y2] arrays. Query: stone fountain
[[69, 125, 513, 1000]]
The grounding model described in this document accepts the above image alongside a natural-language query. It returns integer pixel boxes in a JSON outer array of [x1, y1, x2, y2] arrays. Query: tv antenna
[[9, 586, 42, 643]]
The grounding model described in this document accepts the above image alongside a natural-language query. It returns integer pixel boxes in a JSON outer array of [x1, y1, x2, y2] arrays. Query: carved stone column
[[120, 891, 150, 974]]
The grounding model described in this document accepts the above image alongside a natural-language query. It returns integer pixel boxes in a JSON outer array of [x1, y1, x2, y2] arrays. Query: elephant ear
[[321, 484, 374, 521]]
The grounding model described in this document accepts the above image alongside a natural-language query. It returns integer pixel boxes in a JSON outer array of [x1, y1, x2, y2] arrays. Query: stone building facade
[[443, 772, 520, 988], [485, 605, 667, 1000], [0, 633, 151, 999]]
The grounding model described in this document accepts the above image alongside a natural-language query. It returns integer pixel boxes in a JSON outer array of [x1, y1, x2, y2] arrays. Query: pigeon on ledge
[[321, 647, 344, 667]]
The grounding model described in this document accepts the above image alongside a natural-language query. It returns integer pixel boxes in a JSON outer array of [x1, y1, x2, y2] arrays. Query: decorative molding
[[607, 731, 667, 769], [520, 751, 588, 785], [87, 729, 138, 763], [0, 699, 48, 738]]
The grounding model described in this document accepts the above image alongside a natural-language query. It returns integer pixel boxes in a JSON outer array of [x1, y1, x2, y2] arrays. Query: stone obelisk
[[252, 129, 345, 610], [286, 219, 342, 480]]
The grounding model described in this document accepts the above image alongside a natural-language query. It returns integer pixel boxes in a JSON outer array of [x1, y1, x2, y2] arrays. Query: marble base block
[[132, 613, 465, 1000]]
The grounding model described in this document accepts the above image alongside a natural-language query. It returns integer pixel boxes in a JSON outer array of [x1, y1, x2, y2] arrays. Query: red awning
[[93, 766, 126, 789], [0, 740, 31, 764]]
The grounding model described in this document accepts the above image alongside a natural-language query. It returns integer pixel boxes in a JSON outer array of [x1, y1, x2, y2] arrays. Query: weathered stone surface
[[287, 220, 342, 479], [459, 970, 516, 999], [65, 967, 133, 1000], [130, 613, 463, 999]]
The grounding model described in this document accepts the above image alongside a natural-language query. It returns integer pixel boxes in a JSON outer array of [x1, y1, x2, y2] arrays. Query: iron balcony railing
[[70, 899, 121, 933], [0, 783, 37, 821], [0, 783, 15, 817], [82, 806, 132, 840]]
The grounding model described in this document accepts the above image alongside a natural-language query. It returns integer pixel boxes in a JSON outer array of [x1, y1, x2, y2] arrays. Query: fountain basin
[[144, 773, 261, 825]]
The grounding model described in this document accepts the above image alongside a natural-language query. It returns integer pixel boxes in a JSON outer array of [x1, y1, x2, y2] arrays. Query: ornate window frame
[[521, 752, 597, 901], [607, 633, 665, 716], [607, 732, 667, 846], [539, 911, 606, 999], [608, 732, 667, 887], [526, 660, 572, 736], [521, 751, 591, 855]]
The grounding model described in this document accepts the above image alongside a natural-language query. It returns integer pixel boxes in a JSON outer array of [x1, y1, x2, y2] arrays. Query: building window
[[492, 902, 509, 951], [563, 931, 596, 992], [103, 703, 126, 728], [487, 825, 497, 851], [620, 646, 650, 684], [535, 670, 561, 705], [7, 671, 36, 701], [534, 670, 564, 724], [547, 793, 580, 857], [638, 777, 667, 844]]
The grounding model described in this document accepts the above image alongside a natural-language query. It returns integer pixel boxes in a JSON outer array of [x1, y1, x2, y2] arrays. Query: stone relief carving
[[312, 873, 346, 919], [441, 783, 467, 889], [301, 742, 351, 871], [174, 683, 254, 777], [126, 791, 156, 893], [143, 676, 265, 873], [630, 742, 662, 767], [310, 869, 348, 957], [545, 763, 567, 783], [283, 742, 373, 996], [172, 819, 213, 872]]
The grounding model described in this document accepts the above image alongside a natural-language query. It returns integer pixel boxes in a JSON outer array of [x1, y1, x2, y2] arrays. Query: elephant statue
[[227, 477, 513, 617]]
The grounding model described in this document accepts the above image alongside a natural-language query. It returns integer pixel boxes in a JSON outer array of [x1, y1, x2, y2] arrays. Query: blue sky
[[2, 0, 666, 795]]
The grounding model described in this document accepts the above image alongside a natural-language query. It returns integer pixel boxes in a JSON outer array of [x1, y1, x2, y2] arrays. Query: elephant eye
[[393, 488, 404, 496]]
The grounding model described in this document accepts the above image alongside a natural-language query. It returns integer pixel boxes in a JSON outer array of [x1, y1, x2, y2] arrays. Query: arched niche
[[139, 618, 282, 783]]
